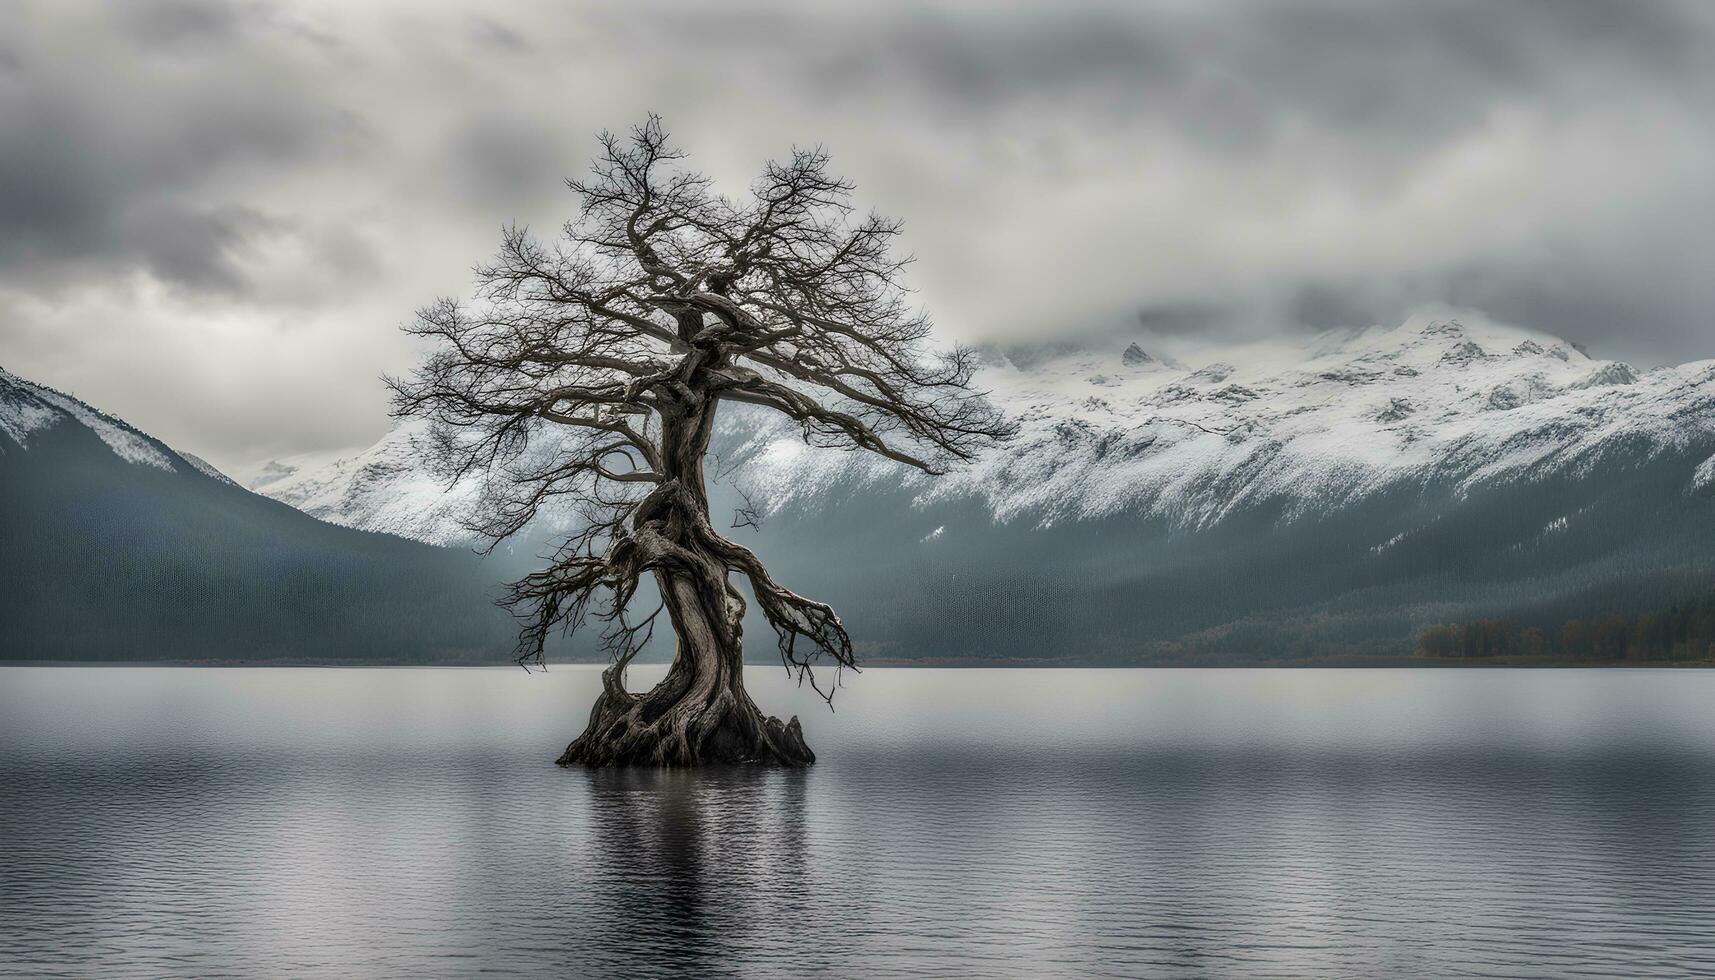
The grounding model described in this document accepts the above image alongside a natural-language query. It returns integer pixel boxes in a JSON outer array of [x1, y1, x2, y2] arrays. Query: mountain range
[[6, 311, 1712, 664], [247, 313, 1715, 663]]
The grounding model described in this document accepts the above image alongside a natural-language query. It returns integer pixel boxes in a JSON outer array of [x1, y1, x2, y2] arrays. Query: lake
[[2, 666, 1714, 978]]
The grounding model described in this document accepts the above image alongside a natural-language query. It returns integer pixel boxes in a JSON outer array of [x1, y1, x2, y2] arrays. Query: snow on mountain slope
[[250, 313, 1715, 545], [248, 420, 483, 547], [732, 312, 1715, 528], [1, 365, 239, 485], [1, 365, 181, 471], [178, 452, 237, 485], [247, 419, 585, 547]]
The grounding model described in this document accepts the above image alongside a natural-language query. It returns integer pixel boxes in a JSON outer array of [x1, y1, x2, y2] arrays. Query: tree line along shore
[[1415, 588, 1715, 663]]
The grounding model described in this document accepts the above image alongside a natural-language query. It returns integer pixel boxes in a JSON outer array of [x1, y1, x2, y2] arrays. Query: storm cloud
[[2, 0, 1712, 472]]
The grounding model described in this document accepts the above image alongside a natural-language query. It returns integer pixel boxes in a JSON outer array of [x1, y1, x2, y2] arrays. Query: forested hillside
[[0, 368, 521, 662], [1417, 590, 1715, 663]]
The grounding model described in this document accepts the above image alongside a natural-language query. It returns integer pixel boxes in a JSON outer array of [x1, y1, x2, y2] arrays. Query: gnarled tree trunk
[[555, 562, 814, 767], [557, 381, 814, 767]]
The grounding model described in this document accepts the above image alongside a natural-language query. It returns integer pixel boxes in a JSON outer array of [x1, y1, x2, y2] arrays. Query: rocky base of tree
[[556, 664, 815, 767]]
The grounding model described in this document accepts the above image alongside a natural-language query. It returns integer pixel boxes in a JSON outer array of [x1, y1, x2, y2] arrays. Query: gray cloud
[[445, 111, 571, 210], [1, 0, 1712, 473], [464, 14, 532, 54], [113, 0, 245, 48], [0, 1, 359, 294]]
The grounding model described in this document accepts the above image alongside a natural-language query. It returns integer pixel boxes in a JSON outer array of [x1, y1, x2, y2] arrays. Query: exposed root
[[556, 664, 814, 768]]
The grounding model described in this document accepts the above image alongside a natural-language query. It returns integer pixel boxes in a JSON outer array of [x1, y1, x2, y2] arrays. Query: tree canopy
[[389, 116, 1011, 715]]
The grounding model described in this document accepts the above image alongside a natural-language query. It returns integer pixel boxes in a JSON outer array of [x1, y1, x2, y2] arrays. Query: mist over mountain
[[0, 366, 520, 662], [253, 314, 1715, 662]]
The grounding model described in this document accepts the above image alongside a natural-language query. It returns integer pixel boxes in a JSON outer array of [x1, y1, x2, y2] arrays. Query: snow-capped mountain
[[0, 364, 212, 476], [737, 313, 1715, 525], [255, 314, 1715, 544], [245, 313, 1715, 662], [247, 421, 503, 548], [0, 365, 517, 662]]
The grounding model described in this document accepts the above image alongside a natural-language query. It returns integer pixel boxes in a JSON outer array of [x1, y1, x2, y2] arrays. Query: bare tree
[[390, 117, 1011, 767]]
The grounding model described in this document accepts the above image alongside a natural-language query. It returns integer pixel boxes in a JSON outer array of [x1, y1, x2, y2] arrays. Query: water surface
[[3, 666, 1714, 978]]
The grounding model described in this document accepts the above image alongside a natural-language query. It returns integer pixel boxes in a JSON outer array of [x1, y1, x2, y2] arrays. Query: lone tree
[[390, 117, 1010, 767]]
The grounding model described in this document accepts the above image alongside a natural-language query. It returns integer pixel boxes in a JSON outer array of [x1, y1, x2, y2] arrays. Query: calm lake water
[[2, 666, 1714, 978]]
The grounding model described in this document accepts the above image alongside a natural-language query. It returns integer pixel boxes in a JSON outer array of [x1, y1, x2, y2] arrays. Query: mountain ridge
[[0, 364, 522, 662], [251, 313, 1715, 545]]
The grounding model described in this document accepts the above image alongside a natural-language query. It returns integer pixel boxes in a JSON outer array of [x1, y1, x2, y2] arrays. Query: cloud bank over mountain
[[2, 0, 1712, 473]]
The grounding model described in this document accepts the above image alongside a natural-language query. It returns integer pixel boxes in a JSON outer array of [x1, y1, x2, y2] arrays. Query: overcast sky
[[3, 0, 1713, 474]]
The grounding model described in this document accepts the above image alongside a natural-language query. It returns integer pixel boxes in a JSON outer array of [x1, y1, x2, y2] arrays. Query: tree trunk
[[556, 381, 815, 768], [554, 566, 815, 767]]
